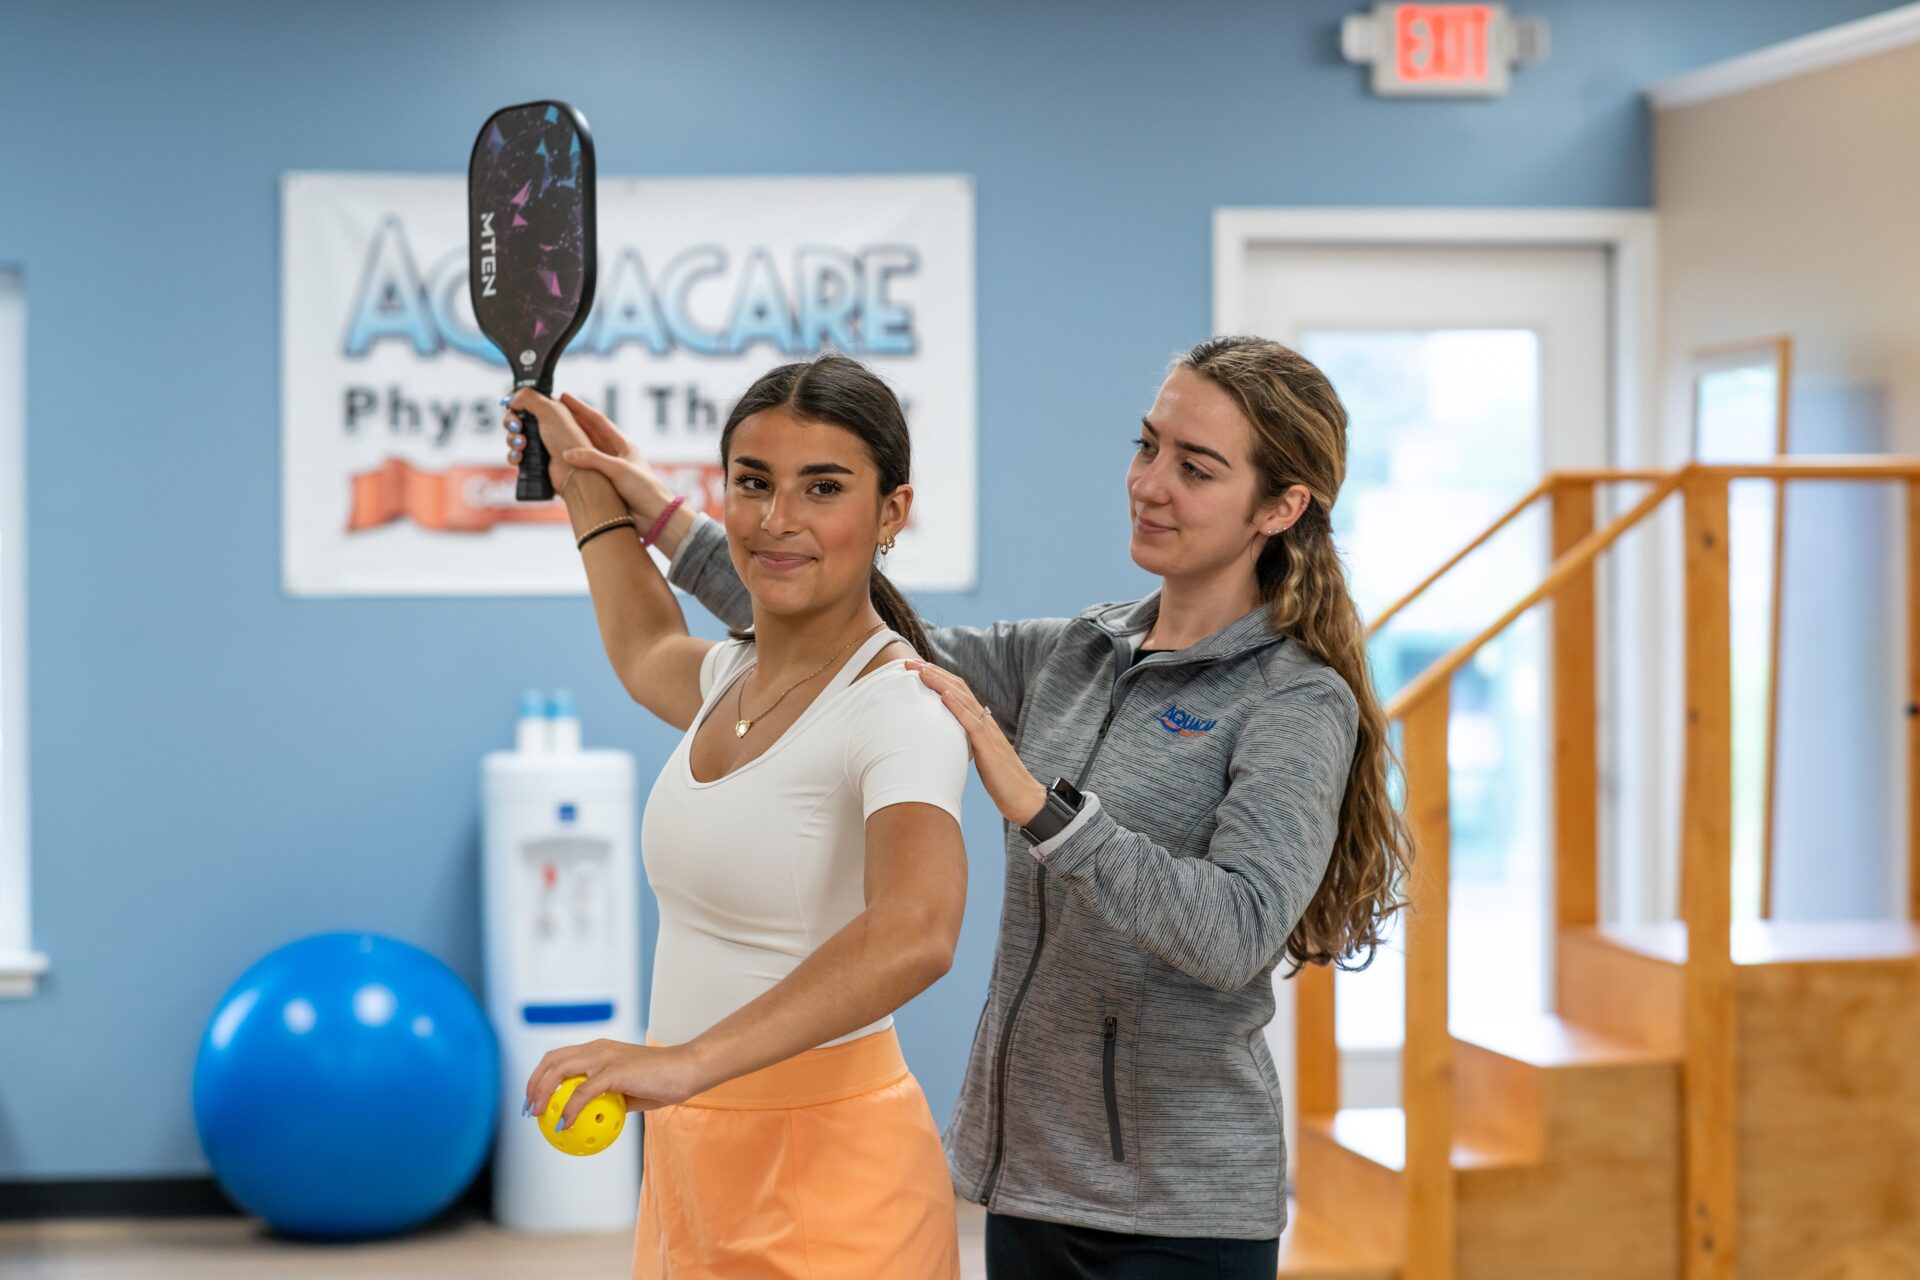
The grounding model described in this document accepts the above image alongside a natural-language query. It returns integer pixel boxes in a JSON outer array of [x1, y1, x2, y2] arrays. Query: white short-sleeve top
[[641, 627, 968, 1048]]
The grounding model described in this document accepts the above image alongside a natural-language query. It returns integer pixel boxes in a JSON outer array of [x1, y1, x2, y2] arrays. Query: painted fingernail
[[499, 397, 511, 407], [554, 1117, 568, 1132]]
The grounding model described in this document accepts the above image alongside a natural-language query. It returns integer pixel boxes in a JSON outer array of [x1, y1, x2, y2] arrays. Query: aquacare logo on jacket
[[1156, 703, 1217, 737]]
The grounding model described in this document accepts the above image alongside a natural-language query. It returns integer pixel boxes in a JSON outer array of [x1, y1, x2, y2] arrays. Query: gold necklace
[[735, 623, 888, 739]]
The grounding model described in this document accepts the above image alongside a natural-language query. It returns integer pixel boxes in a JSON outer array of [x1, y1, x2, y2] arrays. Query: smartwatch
[[1020, 777, 1086, 846]]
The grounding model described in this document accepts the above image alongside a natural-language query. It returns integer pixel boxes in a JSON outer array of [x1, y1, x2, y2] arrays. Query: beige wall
[[1655, 42, 1918, 918], [1657, 39, 1920, 456]]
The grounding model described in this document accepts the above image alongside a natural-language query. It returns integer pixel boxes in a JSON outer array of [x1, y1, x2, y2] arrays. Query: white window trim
[[1212, 209, 1664, 1143], [0, 267, 44, 998]]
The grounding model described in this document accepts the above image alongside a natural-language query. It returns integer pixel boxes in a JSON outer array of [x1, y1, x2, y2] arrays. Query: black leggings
[[985, 1211, 1280, 1280]]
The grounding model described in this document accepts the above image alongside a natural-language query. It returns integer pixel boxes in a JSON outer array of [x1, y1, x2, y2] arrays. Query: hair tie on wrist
[[642, 495, 687, 548]]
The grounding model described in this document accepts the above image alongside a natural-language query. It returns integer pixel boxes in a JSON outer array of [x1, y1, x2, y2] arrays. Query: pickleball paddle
[[468, 100, 598, 501]]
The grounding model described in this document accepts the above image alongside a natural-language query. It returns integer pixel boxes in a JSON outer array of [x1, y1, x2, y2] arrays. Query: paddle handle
[[514, 407, 555, 502]]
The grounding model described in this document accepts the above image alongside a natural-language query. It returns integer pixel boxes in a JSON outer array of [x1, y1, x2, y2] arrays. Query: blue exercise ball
[[193, 931, 499, 1238]]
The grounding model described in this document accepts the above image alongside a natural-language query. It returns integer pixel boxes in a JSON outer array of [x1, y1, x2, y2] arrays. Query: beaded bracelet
[[576, 516, 636, 551]]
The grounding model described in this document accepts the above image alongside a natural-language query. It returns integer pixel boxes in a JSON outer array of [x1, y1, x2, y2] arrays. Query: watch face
[[1052, 778, 1084, 808]]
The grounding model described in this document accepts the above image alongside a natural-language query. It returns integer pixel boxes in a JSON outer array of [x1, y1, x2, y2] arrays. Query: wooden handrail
[[1386, 470, 1688, 721], [1367, 456, 1920, 649], [1550, 467, 1673, 483], [1367, 478, 1554, 636], [1692, 457, 1920, 480], [1382, 455, 1920, 723]]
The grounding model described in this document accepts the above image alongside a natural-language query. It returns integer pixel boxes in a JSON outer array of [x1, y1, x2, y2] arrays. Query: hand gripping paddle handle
[[514, 406, 555, 501]]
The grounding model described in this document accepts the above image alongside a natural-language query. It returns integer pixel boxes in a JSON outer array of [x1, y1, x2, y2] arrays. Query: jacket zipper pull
[[1101, 1015, 1124, 1163]]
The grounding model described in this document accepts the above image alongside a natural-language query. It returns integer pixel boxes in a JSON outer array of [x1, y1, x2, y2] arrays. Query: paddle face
[[468, 100, 597, 500]]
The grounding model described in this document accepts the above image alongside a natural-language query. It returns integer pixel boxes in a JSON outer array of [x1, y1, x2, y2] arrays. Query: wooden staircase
[[1274, 461, 1920, 1279], [1281, 922, 1920, 1279], [1280, 1006, 1681, 1279]]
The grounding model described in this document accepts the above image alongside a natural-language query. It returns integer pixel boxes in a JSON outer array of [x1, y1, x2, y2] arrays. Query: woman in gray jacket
[[509, 335, 1413, 1279]]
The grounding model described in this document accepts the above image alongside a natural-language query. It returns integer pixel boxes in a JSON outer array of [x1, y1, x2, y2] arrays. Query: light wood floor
[[0, 1202, 990, 1278]]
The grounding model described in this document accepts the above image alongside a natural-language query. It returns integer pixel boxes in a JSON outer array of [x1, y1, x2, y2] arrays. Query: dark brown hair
[[1178, 336, 1415, 973], [718, 355, 933, 659]]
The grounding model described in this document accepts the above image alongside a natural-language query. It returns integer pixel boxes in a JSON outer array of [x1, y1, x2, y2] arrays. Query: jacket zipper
[[1102, 1015, 1124, 1162], [977, 633, 1235, 1204], [980, 696, 1119, 1204]]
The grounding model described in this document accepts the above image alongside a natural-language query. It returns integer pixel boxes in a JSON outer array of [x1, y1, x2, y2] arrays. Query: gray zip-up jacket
[[667, 515, 1357, 1239]]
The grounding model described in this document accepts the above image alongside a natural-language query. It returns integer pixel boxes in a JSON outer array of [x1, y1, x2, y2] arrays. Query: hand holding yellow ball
[[540, 1075, 626, 1157]]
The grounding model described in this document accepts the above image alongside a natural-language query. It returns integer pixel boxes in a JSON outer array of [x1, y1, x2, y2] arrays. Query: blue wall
[[0, 0, 1904, 1180]]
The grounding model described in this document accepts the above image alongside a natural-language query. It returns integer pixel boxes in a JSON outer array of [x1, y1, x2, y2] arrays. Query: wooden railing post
[[1551, 478, 1600, 932], [1682, 475, 1738, 1280], [1294, 962, 1338, 1119], [1401, 687, 1455, 1280], [1908, 479, 1920, 924]]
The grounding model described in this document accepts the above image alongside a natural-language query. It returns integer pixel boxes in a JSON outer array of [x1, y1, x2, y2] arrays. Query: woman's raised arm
[[509, 389, 712, 730]]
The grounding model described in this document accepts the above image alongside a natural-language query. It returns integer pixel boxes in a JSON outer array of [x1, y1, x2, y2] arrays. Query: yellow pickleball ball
[[540, 1075, 627, 1157]]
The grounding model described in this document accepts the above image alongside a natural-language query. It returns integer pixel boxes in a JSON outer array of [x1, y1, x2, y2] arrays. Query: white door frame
[[1212, 209, 1666, 1127], [0, 267, 43, 999]]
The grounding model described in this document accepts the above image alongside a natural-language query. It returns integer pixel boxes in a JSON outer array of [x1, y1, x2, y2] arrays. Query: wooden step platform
[[1572, 919, 1920, 966], [1276, 1200, 1399, 1280], [1452, 1008, 1675, 1163], [1560, 920, 1920, 1276], [1283, 1011, 1681, 1279], [1282, 923, 1920, 1277], [1558, 919, 1920, 1052]]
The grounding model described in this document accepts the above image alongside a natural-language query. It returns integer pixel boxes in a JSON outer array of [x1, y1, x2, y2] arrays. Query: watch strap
[[1020, 779, 1083, 844]]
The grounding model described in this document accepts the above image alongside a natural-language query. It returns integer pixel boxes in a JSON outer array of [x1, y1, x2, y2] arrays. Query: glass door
[[1244, 244, 1610, 1101]]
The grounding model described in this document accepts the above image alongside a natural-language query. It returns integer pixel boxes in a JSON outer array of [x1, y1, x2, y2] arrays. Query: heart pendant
[[734, 720, 750, 738]]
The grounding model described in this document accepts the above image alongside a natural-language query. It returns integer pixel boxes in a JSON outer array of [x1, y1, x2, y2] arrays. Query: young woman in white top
[[513, 356, 970, 1279]]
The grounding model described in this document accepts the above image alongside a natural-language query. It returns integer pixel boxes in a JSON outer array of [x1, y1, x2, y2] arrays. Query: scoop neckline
[[682, 636, 906, 789]]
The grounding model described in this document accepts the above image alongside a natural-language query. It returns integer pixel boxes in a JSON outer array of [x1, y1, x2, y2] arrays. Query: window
[[1691, 338, 1791, 922], [1303, 329, 1550, 1049]]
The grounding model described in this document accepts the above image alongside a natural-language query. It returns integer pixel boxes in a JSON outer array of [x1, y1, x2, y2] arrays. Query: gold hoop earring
[[880, 537, 897, 555]]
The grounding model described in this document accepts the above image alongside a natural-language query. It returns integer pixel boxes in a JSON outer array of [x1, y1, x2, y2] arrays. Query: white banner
[[282, 172, 975, 596]]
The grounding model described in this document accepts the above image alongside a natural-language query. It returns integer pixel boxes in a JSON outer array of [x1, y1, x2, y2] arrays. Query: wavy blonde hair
[[1178, 336, 1414, 973]]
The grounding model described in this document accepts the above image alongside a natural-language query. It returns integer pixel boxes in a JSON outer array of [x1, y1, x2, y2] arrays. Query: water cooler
[[481, 702, 643, 1232]]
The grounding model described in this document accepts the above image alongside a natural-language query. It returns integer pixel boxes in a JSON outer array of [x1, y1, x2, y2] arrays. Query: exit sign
[[1341, 3, 1549, 97]]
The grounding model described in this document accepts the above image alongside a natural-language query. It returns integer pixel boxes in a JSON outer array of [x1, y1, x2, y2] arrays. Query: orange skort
[[633, 1028, 960, 1279]]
